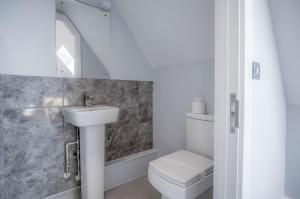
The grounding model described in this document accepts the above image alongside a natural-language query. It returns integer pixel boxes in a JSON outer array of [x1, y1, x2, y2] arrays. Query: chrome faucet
[[83, 93, 94, 106]]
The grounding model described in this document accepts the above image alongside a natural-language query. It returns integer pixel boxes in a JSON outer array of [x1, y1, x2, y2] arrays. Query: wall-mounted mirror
[[55, 0, 111, 79], [0, 0, 111, 79]]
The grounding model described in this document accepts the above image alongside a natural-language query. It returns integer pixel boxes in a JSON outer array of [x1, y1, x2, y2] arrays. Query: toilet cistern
[[148, 113, 214, 199]]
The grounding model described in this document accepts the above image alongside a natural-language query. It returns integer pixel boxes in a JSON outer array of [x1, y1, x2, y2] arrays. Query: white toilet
[[148, 113, 214, 199]]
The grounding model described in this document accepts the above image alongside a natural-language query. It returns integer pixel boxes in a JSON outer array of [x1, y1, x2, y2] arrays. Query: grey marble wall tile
[[0, 76, 3, 199], [0, 75, 3, 110], [138, 101, 153, 123], [63, 78, 107, 107], [62, 123, 81, 189], [1, 75, 64, 109], [0, 74, 153, 198], [138, 122, 153, 146], [106, 80, 139, 107], [137, 82, 153, 123], [0, 120, 4, 199], [137, 81, 153, 103], [2, 108, 70, 199], [106, 121, 138, 150], [44, 187, 81, 199], [118, 146, 140, 159], [105, 80, 153, 161], [105, 81, 138, 161]]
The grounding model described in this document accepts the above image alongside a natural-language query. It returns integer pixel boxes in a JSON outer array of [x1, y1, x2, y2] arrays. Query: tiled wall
[[0, 74, 153, 199]]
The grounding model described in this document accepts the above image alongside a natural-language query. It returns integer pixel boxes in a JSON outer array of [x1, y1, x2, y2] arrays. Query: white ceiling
[[269, 0, 300, 105], [112, 0, 214, 68]]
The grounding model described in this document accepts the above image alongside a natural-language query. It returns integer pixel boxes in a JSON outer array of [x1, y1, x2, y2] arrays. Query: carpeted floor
[[105, 175, 213, 199], [105, 176, 161, 199]]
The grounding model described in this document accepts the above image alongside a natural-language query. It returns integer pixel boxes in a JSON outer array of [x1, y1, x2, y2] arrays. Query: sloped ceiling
[[269, 0, 300, 105], [112, 0, 214, 68]]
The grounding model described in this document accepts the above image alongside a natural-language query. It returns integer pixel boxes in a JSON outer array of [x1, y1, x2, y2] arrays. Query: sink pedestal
[[80, 125, 105, 199], [63, 105, 119, 199]]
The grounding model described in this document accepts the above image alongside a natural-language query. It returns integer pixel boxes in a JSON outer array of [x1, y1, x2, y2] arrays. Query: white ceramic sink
[[63, 105, 119, 199], [64, 105, 119, 127]]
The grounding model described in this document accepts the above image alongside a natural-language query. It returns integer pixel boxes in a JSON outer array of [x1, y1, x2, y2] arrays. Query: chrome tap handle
[[83, 93, 94, 106]]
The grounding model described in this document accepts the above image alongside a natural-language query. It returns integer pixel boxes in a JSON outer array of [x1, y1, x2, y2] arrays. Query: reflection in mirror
[[56, 13, 81, 78], [56, 0, 111, 79]]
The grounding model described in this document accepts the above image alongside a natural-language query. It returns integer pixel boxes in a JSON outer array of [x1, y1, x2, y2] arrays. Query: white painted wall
[[285, 105, 300, 199], [109, 3, 153, 81], [268, 2, 300, 197], [113, 0, 214, 68], [0, 0, 56, 77], [153, 60, 214, 157], [269, 0, 300, 106], [110, 0, 215, 156], [247, 0, 287, 198]]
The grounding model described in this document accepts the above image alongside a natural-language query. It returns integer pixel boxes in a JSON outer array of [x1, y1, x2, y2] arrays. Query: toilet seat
[[149, 150, 213, 187], [148, 150, 213, 199]]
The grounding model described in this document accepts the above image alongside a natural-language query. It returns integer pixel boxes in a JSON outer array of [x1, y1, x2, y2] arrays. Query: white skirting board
[[45, 149, 158, 199]]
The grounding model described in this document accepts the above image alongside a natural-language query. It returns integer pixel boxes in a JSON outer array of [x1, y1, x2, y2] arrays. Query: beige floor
[[105, 176, 161, 199], [104, 175, 213, 199]]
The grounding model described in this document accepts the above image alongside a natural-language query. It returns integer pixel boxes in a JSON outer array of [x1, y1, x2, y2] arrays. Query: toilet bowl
[[148, 150, 213, 199], [149, 114, 214, 199]]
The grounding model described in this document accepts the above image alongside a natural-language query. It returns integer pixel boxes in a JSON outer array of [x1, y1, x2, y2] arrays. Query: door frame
[[214, 0, 252, 198]]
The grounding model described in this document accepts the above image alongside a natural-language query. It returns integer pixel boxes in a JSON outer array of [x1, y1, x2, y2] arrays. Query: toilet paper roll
[[192, 98, 206, 114]]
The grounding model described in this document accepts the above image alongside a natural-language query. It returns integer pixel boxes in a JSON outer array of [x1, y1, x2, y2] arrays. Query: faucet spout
[[83, 93, 94, 106]]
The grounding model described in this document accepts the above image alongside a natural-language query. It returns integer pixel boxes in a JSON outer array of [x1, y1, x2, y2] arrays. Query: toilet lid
[[149, 150, 213, 188]]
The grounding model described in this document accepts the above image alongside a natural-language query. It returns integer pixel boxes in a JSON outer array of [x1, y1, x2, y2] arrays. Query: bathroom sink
[[64, 105, 119, 127], [63, 105, 120, 199]]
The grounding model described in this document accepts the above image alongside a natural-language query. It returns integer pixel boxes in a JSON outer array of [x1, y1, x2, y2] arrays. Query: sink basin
[[63, 105, 119, 199], [64, 105, 119, 127]]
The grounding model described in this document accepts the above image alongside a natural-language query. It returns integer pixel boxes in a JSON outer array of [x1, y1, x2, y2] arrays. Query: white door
[[214, 0, 251, 198]]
